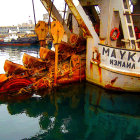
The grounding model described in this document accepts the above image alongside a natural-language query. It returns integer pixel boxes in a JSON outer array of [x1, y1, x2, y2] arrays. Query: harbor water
[[0, 45, 140, 140]]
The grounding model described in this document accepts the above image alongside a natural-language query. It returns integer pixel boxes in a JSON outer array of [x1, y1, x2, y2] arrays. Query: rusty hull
[[87, 61, 140, 92]]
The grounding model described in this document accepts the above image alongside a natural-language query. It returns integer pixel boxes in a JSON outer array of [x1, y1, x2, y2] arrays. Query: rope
[[58, 62, 85, 79]]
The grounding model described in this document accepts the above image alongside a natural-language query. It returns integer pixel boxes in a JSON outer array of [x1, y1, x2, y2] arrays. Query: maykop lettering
[[102, 47, 138, 69]]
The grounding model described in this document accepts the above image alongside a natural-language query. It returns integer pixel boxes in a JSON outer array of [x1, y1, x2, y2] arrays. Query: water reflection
[[0, 83, 140, 140], [85, 83, 140, 140], [0, 83, 85, 140]]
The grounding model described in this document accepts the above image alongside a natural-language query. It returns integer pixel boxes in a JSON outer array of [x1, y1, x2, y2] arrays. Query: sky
[[0, 0, 65, 26]]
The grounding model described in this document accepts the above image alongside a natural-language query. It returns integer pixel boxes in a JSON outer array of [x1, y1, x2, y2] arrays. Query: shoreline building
[[0, 21, 35, 38]]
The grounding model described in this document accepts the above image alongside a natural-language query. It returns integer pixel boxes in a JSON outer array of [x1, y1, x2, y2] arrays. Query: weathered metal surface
[[86, 38, 140, 91], [31, 53, 86, 91], [39, 47, 55, 60], [4, 60, 28, 75], [51, 20, 65, 84], [66, 0, 90, 36], [35, 21, 48, 47], [80, 0, 140, 92], [65, 0, 99, 41], [35, 21, 48, 41], [51, 21, 64, 44], [99, 44, 140, 74], [100, 0, 137, 49], [40, 0, 71, 36], [133, 0, 140, 29], [40, 41, 86, 62], [79, 0, 101, 6], [87, 61, 140, 91], [23, 53, 47, 70], [69, 33, 86, 46]]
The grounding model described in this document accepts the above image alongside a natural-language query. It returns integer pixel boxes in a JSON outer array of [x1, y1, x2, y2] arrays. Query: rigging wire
[[32, 0, 38, 57], [32, 0, 36, 25], [48, 0, 54, 28], [63, 2, 67, 25]]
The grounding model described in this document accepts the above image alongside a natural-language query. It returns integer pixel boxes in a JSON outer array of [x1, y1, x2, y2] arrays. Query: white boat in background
[[4, 33, 18, 42], [0, 30, 38, 46]]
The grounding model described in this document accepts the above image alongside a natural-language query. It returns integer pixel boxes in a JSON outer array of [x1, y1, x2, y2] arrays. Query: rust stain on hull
[[105, 76, 120, 90], [98, 53, 102, 83], [90, 62, 93, 78], [111, 77, 118, 85], [105, 84, 124, 91], [98, 66, 102, 83]]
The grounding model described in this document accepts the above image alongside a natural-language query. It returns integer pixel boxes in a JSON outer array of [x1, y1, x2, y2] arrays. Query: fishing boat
[[62, 0, 140, 92], [39, 0, 140, 92], [0, 33, 39, 46], [0, 0, 140, 95]]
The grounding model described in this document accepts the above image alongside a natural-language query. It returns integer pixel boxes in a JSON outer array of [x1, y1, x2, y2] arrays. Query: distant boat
[[0, 34, 39, 46]]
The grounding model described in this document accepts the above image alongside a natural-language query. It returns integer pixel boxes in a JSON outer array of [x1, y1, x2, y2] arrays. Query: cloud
[[0, 0, 46, 26]]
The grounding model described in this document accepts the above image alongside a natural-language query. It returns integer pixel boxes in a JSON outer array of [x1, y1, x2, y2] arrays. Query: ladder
[[122, 0, 137, 49]]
